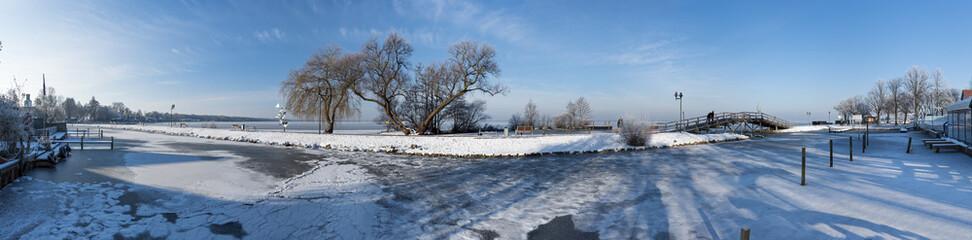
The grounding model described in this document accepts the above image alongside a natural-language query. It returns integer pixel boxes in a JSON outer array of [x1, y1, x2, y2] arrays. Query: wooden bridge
[[655, 112, 792, 133]]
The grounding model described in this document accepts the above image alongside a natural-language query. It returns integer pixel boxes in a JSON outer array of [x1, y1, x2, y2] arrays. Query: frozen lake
[[1, 129, 971, 239]]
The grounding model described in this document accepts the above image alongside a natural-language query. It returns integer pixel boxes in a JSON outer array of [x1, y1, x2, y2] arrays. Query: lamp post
[[675, 92, 684, 131], [170, 104, 175, 127]]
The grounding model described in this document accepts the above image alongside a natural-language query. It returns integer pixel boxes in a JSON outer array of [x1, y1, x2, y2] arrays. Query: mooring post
[[849, 136, 853, 162], [829, 139, 833, 167], [801, 147, 807, 186], [740, 227, 750, 240], [907, 137, 912, 153], [110, 136, 114, 150]]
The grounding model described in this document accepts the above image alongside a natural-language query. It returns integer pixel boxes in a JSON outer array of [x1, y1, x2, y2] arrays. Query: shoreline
[[77, 124, 750, 158]]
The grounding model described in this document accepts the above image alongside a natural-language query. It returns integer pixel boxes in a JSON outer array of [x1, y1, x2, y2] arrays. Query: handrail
[[655, 112, 791, 132]]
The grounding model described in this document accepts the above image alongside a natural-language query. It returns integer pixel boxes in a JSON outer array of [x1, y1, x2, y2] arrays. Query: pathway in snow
[[2, 129, 972, 239]]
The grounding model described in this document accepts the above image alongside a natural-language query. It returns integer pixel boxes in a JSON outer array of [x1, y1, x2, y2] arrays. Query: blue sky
[[1, 0, 970, 123]]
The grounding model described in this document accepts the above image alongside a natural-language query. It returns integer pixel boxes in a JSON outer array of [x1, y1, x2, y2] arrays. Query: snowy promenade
[[2, 129, 971, 239], [80, 124, 748, 157]]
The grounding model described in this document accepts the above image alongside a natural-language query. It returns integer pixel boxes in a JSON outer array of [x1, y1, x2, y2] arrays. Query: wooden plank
[[932, 144, 962, 153]]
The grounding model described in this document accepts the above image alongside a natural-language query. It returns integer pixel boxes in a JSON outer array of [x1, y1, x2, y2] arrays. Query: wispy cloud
[[605, 40, 688, 65], [392, 0, 529, 43], [254, 28, 287, 43]]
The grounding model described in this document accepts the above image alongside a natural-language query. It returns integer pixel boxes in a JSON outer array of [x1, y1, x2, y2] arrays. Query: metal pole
[[907, 137, 912, 153], [829, 139, 833, 167], [110, 137, 114, 150], [849, 137, 853, 161], [801, 147, 806, 186]]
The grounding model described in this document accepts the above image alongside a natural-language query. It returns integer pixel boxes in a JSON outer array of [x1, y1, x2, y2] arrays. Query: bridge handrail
[[655, 112, 790, 132]]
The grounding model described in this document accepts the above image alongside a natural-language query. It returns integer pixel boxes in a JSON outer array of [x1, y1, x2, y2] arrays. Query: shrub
[[619, 116, 653, 147]]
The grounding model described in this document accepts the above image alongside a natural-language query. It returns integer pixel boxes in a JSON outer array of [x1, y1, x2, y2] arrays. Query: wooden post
[[849, 137, 853, 161], [110, 137, 114, 150], [907, 137, 912, 153], [100, 129, 104, 138], [740, 227, 750, 240], [80, 136, 84, 150], [801, 147, 806, 186], [829, 139, 833, 167]]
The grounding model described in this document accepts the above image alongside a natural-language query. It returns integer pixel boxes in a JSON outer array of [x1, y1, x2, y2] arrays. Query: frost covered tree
[[567, 97, 592, 128], [866, 79, 886, 123], [34, 87, 64, 122], [904, 66, 930, 122], [931, 68, 955, 115], [887, 77, 904, 125], [0, 93, 28, 162], [900, 93, 914, 123], [523, 100, 538, 127], [281, 46, 360, 134], [834, 95, 869, 123]]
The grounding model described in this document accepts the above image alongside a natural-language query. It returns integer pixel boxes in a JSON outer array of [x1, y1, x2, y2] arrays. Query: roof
[[947, 97, 972, 112]]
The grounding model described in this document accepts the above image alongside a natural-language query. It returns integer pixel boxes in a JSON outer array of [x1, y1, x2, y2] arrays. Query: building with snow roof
[[947, 97, 972, 145]]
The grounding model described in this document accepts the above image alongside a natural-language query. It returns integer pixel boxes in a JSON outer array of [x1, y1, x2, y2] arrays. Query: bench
[[924, 140, 951, 148], [515, 126, 533, 135], [921, 139, 947, 143], [931, 144, 962, 153], [925, 141, 955, 149]]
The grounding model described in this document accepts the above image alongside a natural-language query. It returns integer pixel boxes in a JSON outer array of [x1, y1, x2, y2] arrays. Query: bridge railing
[[655, 112, 791, 132]]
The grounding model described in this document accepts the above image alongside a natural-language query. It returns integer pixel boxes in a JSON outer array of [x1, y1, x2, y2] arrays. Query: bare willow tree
[[866, 79, 886, 123], [887, 77, 904, 125], [351, 33, 414, 134], [280, 46, 359, 134], [904, 66, 929, 123], [410, 40, 506, 135], [523, 99, 538, 127]]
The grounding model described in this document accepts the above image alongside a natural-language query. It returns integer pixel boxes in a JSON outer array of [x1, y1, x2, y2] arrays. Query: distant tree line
[[834, 66, 960, 124], [2, 86, 266, 123], [281, 32, 505, 135], [509, 97, 593, 129]]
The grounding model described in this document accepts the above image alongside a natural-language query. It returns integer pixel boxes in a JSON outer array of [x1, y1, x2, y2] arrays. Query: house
[[961, 89, 972, 100], [946, 97, 972, 145]]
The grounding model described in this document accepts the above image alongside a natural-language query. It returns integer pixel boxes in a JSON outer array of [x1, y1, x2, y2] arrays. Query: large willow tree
[[280, 46, 359, 134]]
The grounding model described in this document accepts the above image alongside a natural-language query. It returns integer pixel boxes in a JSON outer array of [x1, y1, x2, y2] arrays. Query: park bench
[[516, 126, 533, 135], [923, 140, 950, 148], [931, 143, 963, 153]]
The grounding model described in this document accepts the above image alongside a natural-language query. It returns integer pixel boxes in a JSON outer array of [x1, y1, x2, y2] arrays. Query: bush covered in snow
[[619, 116, 653, 146], [0, 97, 27, 159]]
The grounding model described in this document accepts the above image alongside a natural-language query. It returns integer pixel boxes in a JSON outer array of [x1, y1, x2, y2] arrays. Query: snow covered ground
[[79, 124, 748, 157], [3, 129, 972, 239]]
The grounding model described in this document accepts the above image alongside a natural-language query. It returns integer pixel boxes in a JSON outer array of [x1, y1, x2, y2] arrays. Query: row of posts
[[802, 133, 915, 186], [74, 128, 112, 150]]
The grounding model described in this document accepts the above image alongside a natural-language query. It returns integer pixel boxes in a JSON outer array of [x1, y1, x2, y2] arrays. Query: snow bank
[[82, 124, 747, 157], [776, 125, 831, 133]]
